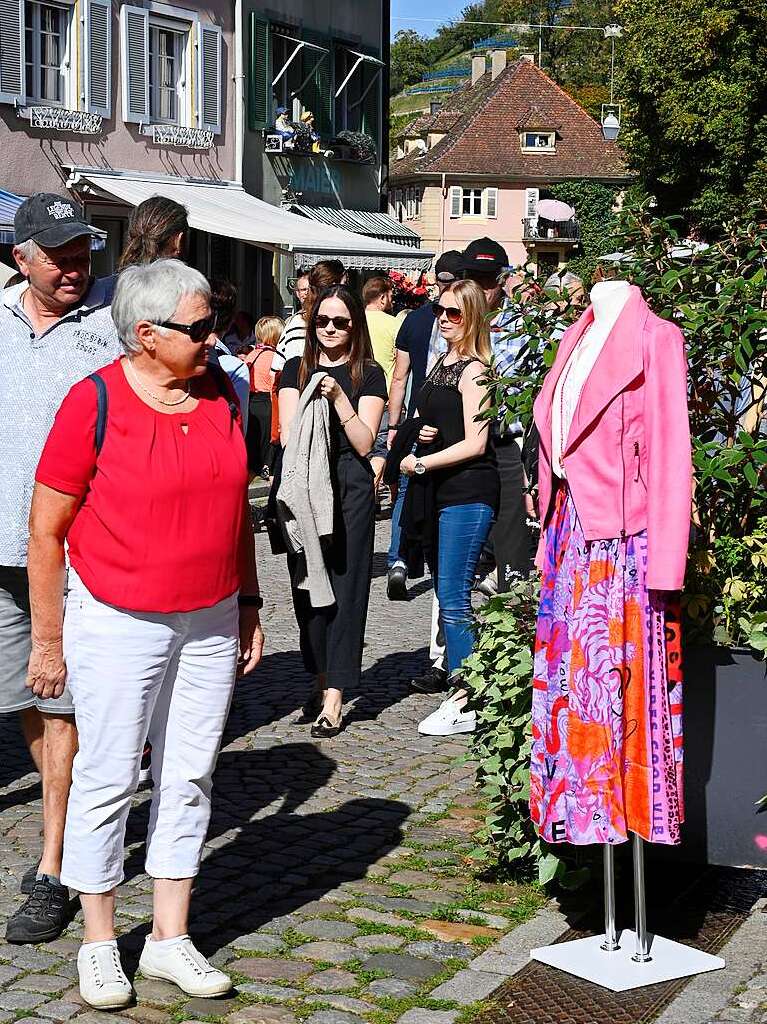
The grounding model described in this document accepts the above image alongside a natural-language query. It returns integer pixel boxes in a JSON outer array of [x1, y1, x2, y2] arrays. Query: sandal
[[298, 688, 325, 722], [310, 713, 344, 739]]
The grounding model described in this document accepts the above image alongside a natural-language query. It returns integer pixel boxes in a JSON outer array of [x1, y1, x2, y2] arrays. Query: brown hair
[[299, 285, 373, 394], [209, 279, 237, 334], [118, 197, 189, 270], [255, 315, 284, 349], [442, 279, 491, 363], [303, 260, 345, 315], [362, 275, 393, 306]]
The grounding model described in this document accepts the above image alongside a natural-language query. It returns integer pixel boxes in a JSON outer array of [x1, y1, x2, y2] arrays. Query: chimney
[[471, 54, 486, 86], [491, 49, 507, 81], [520, 53, 536, 63]]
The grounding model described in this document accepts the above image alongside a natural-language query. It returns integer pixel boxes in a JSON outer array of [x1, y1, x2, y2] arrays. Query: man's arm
[[387, 348, 411, 448]]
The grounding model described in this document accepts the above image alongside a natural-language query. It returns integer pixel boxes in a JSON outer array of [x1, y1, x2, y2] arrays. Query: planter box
[[672, 645, 767, 868]]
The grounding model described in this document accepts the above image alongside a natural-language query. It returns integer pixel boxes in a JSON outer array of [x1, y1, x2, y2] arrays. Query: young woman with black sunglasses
[[399, 279, 500, 737], [278, 286, 387, 737]]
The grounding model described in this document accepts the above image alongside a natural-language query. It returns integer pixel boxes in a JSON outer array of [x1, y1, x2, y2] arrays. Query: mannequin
[[526, 279, 723, 988]]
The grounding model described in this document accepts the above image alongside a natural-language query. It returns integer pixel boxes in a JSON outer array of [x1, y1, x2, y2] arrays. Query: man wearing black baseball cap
[[462, 236, 508, 308], [0, 193, 120, 945]]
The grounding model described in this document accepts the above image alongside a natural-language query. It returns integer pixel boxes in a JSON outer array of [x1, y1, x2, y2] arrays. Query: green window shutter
[[362, 67, 380, 150], [249, 14, 269, 130], [301, 31, 332, 137]]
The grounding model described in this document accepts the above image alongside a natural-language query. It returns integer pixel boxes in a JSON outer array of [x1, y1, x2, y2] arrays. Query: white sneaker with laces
[[77, 939, 133, 1009], [418, 695, 476, 736], [139, 935, 232, 997]]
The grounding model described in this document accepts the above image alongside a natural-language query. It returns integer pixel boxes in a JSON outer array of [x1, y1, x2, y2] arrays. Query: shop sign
[[152, 125, 215, 149], [290, 162, 342, 199], [29, 107, 102, 134]]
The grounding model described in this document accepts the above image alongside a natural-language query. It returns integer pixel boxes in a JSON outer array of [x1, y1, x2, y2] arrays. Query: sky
[[390, 0, 470, 38]]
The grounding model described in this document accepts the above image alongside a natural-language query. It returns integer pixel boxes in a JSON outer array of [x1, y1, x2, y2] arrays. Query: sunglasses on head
[[316, 314, 352, 331], [432, 302, 463, 324], [157, 315, 215, 343]]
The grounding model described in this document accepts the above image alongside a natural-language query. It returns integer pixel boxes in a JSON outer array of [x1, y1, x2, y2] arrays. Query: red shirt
[[36, 359, 248, 613]]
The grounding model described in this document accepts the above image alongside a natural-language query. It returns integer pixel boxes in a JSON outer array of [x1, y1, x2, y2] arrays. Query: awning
[[291, 205, 421, 246], [68, 169, 434, 272]]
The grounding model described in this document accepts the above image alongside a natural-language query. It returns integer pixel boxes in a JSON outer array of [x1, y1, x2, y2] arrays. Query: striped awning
[[0, 188, 24, 244], [290, 205, 421, 246]]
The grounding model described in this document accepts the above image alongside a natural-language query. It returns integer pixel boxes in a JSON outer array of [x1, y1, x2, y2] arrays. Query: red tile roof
[[391, 59, 629, 183]]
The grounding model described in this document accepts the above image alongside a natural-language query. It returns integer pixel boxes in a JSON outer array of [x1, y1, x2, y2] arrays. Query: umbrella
[[537, 199, 576, 222]]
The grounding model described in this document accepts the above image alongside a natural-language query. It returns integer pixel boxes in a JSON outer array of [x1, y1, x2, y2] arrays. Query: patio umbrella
[[537, 199, 576, 222]]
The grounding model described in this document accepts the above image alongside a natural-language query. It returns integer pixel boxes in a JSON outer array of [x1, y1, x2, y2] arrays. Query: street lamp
[[601, 24, 623, 141]]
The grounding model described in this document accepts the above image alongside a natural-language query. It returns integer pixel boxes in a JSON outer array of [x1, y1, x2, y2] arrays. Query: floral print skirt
[[529, 485, 684, 846]]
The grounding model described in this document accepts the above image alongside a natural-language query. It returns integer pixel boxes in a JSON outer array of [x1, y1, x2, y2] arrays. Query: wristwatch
[[414, 461, 427, 476]]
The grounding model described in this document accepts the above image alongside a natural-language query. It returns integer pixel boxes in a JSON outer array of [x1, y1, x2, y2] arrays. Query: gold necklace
[[127, 359, 191, 407]]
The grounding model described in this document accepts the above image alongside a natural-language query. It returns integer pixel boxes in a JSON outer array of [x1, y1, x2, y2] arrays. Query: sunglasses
[[432, 302, 463, 324], [316, 315, 352, 331], [157, 315, 216, 343]]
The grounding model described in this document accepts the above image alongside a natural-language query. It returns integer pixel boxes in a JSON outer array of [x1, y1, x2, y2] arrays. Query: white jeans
[[60, 574, 239, 894]]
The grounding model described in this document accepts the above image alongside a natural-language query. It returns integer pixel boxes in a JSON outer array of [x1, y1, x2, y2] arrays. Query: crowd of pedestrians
[[0, 189, 580, 1009]]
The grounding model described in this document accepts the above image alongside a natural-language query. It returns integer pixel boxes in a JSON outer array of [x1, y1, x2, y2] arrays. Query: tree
[[390, 30, 430, 96], [615, 0, 767, 233]]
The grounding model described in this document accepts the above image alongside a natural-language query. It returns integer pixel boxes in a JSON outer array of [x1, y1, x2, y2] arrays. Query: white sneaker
[[77, 939, 133, 1009], [139, 935, 232, 997], [418, 695, 476, 736]]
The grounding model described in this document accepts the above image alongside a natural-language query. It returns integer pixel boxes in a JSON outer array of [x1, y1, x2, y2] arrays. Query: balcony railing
[[523, 216, 581, 243]]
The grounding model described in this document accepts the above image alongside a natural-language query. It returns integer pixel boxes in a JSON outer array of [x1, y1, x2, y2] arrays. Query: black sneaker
[[410, 666, 449, 694], [20, 864, 38, 895], [387, 565, 408, 601], [6, 875, 70, 944]]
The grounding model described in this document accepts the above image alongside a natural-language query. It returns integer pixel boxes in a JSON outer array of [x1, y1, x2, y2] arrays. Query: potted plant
[[465, 203, 767, 879]]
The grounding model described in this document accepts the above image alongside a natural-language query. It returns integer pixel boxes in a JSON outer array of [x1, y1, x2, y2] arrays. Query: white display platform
[[531, 930, 726, 992]]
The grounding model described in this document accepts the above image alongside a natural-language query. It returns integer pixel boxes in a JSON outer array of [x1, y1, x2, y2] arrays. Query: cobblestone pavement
[[0, 518, 545, 1024]]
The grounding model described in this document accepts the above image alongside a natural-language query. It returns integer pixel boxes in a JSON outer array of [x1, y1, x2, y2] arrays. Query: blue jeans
[[435, 502, 494, 675], [387, 474, 409, 568]]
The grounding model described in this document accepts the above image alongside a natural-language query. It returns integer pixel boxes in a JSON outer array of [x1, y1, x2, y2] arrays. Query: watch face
[[415, 461, 426, 475]]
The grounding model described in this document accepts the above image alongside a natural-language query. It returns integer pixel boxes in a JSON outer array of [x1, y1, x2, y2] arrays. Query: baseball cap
[[462, 237, 509, 276], [14, 193, 99, 248], [434, 249, 464, 282]]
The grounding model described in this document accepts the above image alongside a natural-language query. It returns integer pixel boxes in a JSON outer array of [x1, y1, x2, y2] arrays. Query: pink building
[[390, 52, 630, 278]]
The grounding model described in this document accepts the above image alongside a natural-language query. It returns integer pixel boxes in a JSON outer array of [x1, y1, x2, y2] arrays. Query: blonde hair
[[443, 279, 491, 362], [255, 315, 284, 349]]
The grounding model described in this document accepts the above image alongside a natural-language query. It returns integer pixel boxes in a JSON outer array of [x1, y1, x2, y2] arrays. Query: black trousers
[[288, 451, 375, 692], [489, 438, 531, 589], [246, 392, 274, 474]]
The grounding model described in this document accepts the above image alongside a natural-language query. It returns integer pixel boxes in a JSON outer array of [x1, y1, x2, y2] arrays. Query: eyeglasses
[[316, 315, 352, 331], [432, 302, 463, 324], [157, 315, 216, 342]]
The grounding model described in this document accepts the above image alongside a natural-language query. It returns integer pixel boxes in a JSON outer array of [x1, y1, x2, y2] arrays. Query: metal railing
[[523, 216, 581, 242], [424, 66, 470, 80]]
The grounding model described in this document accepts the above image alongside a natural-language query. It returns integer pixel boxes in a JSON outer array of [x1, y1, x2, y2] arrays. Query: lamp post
[[601, 24, 623, 141]]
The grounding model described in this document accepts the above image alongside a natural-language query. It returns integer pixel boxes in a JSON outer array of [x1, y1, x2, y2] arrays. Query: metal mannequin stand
[[531, 835, 725, 991]]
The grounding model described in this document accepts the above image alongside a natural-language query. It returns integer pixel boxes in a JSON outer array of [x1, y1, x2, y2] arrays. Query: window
[[120, 6, 221, 132], [24, 1, 70, 105], [334, 44, 381, 146], [270, 27, 307, 121], [462, 188, 482, 216], [149, 24, 185, 123], [449, 186, 498, 220], [405, 186, 421, 220], [521, 131, 556, 151]]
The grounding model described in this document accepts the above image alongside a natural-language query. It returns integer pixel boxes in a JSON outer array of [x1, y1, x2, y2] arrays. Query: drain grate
[[476, 866, 767, 1024]]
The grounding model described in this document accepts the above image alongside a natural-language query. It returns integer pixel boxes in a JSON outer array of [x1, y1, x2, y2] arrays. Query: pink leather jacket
[[533, 286, 693, 591]]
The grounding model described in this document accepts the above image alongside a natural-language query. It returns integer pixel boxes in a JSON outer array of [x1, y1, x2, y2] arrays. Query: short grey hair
[[13, 239, 41, 262], [543, 270, 584, 294], [111, 258, 211, 355]]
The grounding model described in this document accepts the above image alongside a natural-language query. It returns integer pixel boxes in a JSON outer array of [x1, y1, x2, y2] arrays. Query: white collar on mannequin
[[589, 280, 632, 333]]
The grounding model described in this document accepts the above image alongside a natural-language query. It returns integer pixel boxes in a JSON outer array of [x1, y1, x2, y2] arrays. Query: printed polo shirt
[[0, 276, 121, 567]]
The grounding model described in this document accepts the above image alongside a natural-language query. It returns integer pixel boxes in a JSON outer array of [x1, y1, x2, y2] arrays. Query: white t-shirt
[[273, 313, 306, 371], [551, 325, 609, 478]]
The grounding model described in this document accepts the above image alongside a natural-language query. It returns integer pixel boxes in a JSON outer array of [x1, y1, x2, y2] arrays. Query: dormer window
[[521, 131, 556, 152]]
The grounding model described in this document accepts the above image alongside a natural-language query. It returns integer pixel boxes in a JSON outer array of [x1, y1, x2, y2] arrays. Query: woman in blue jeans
[[400, 279, 499, 736]]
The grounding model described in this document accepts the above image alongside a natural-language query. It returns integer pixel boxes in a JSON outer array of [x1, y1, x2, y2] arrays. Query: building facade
[[390, 52, 631, 277]]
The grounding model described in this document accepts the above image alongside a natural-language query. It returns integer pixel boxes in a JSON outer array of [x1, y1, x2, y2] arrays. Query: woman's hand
[[400, 454, 419, 477], [26, 639, 67, 700], [418, 424, 439, 445], [238, 607, 265, 678], [320, 375, 343, 404]]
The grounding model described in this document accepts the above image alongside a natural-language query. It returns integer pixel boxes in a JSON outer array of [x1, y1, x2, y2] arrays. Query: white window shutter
[[449, 186, 462, 219], [198, 22, 221, 133], [84, 0, 111, 117], [525, 187, 539, 220], [485, 187, 498, 219], [120, 5, 148, 123], [0, 0, 26, 105]]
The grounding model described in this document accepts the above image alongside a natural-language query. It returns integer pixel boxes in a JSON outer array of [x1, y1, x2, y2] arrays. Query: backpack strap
[[88, 373, 108, 455], [208, 362, 240, 421]]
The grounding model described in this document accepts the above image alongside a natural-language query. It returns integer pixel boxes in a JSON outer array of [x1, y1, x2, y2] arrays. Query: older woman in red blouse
[[26, 260, 263, 1010]]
